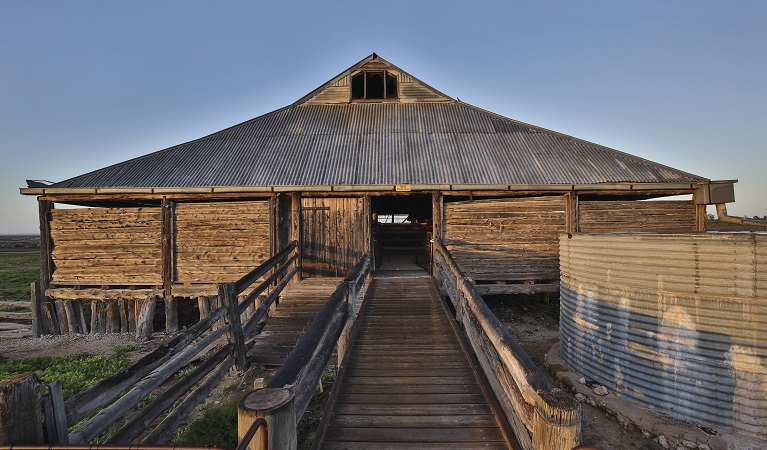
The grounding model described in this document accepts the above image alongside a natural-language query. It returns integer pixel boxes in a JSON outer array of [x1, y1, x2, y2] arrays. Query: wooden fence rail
[[33, 240, 300, 446], [238, 253, 371, 450], [432, 240, 582, 450]]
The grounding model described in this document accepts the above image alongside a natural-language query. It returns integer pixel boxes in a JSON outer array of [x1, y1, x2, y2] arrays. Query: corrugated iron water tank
[[559, 232, 767, 440]]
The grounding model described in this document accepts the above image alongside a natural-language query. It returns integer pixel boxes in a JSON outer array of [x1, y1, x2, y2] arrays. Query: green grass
[[0, 345, 135, 400], [0, 304, 29, 312], [0, 252, 40, 302], [174, 400, 239, 449]]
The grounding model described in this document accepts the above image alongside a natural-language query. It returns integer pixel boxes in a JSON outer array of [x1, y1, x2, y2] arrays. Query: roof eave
[[20, 181, 720, 197]]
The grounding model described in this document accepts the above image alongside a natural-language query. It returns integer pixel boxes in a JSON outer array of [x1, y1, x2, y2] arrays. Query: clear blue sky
[[1, 1, 765, 234]]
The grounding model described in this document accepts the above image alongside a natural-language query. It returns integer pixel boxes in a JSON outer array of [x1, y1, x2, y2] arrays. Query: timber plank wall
[[444, 196, 566, 255], [175, 201, 270, 284], [578, 200, 696, 232], [49, 200, 272, 296], [50, 207, 163, 285]]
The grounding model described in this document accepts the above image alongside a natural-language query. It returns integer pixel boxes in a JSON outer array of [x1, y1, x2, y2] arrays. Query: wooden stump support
[[136, 295, 157, 340], [532, 390, 582, 450], [219, 282, 247, 371], [238, 387, 296, 450], [0, 373, 45, 445]]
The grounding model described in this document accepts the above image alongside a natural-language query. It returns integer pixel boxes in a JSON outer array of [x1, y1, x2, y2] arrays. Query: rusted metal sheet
[[559, 232, 767, 439], [51, 99, 706, 190]]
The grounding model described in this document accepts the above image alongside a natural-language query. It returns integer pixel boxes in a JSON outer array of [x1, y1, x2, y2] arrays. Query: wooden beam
[[695, 203, 707, 232], [292, 193, 302, 279], [160, 197, 177, 333], [38, 200, 56, 334], [474, 283, 560, 296]]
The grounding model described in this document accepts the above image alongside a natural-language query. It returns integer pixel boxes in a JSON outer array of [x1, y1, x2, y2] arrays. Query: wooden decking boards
[[248, 277, 342, 367], [315, 273, 515, 449]]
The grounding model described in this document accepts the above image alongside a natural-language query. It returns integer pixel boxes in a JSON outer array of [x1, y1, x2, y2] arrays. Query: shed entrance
[[371, 194, 432, 270]]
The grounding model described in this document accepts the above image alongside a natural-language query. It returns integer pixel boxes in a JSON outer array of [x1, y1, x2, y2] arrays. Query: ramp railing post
[[219, 281, 248, 371], [238, 387, 296, 450]]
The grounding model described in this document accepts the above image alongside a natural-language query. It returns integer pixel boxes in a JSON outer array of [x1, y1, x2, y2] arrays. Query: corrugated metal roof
[[51, 55, 706, 190]]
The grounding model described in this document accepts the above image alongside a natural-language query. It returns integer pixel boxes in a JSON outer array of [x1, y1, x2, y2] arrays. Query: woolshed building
[[21, 53, 735, 336]]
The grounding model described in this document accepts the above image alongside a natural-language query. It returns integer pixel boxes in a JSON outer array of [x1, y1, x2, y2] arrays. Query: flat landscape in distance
[[0, 235, 39, 252]]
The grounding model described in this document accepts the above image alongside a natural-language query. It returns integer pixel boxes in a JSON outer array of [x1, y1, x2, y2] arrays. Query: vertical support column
[[30, 282, 44, 337], [694, 203, 707, 232], [220, 282, 247, 371], [269, 195, 277, 257], [565, 191, 578, 233], [136, 295, 157, 340], [364, 195, 373, 271], [161, 197, 177, 333], [432, 192, 443, 274], [432, 191, 443, 240], [37, 199, 58, 334], [291, 193, 302, 280]]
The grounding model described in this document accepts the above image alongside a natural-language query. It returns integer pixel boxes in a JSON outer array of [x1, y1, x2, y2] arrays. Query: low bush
[[0, 345, 135, 399]]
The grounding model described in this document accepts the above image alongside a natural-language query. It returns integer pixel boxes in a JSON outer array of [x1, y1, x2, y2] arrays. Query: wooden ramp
[[314, 272, 516, 449], [249, 277, 342, 366]]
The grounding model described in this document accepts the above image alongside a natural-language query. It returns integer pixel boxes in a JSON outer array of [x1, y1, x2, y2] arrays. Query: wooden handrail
[[238, 254, 298, 315], [268, 253, 370, 412], [238, 253, 371, 450], [432, 240, 581, 450], [234, 241, 297, 294]]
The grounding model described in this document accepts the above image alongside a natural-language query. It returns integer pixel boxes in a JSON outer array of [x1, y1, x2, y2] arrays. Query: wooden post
[[219, 282, 247, 371], [694, 203, 707, 232], [75, 300, 88, 334], [38, 200, 54, 318], [238, 387, 296, 450], [136, 295, 157, 340], [161, 198, 177, 333], [197, 296, 210, 321], [532, 390, 582, 450], [54, 300, 68, 334], [91, 301, 105, 334], [128, 299, 137, 331], [565, 191, 578, 233], [30, 282, 44, 337], [48, 380, 69, 444], [292, 193, 302, 280], [432, 191, 443, 240], [0, 373, 45, 445], [337, 281, 356, 367], [165, 297, 178, 334], [42, 301, 60, 335], [119, 299, 129, 333], [106, 299, 120, 333], [63, 300, 78, 334]]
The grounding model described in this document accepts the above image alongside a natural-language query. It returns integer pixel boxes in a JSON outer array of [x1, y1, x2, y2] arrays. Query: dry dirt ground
[[485, 295, 665, 450]]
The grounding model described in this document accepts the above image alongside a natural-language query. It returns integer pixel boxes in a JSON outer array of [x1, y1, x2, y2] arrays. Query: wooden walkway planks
[[248, 277, 342, 367], [315, 273, 515, 449]]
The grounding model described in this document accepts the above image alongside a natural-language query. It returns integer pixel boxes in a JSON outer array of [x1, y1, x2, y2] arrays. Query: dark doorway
[[371, 195, 432, 270]]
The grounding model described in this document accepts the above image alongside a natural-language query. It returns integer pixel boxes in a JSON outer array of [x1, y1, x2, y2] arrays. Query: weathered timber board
[[315, 274, 513, 449], [50, 207, 162, 285], [578, 200, 695, 232], [248, 278, 342, 367], [175, 201, 270, 284], [444, 196, 566, 259]]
